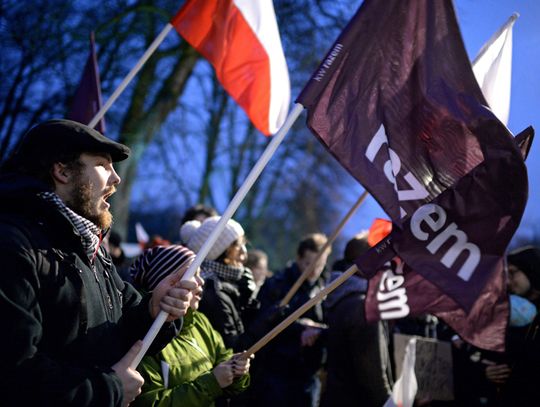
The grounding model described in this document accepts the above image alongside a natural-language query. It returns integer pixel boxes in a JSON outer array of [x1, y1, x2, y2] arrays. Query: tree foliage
[[0, 0, 364, 267]]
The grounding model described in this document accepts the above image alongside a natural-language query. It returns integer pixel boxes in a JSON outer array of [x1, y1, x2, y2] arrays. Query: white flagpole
[[88, 24, 174, 129], [130, 103, 305, 368]]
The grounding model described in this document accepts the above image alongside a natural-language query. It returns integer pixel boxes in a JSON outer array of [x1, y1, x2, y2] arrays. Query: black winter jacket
[[0, 174, 178, 406], [321, 271, 393, 407], [253, 263, 326, 376], [198, 265, 259, 351]]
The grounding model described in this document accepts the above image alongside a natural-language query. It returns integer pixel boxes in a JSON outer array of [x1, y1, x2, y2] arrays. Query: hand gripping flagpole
[[278, 190, 369, 307], [88, 24, 174, 129], [130, 103, 305, 368]]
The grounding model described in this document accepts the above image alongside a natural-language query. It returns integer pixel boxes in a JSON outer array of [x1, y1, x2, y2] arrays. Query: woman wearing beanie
[[130, 245, 251, 407], [180, 216, 258, 351]]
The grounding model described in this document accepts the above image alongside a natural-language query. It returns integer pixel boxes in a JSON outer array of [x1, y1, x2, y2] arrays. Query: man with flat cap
[[0, 120, 198, 406]]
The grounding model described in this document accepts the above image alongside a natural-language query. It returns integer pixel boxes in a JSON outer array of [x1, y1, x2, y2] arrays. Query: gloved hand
[[237, 267, 258, 306]]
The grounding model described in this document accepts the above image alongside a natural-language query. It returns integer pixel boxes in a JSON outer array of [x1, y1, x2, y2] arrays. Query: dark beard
[[68, 181, 113, 230]]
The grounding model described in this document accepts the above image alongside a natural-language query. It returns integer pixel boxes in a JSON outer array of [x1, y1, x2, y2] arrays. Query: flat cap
[[17, 119, 130, 162]]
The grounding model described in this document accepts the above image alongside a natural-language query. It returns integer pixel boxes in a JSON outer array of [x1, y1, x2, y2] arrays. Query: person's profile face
[[225, 236, 247, 267], [508, 264, 531, 296], [251, 258, 269, 286], [66, 152, 120, 229], [297, 249, 328, 282]]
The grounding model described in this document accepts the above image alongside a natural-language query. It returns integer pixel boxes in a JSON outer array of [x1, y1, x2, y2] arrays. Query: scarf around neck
[[201, 259, 244, 282], [38, 191, 101, 260]]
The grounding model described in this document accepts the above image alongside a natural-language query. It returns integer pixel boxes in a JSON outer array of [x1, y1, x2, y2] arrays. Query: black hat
[[507, 246, 540, 290], [16, 119, 130, 163]]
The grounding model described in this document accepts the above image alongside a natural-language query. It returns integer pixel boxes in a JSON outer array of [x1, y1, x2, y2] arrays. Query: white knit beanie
[[180, 220, 201, 244], [181, 216, 245, 261]]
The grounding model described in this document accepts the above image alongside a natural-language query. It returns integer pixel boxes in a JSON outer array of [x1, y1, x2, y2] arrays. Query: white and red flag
[[171, 0, 290, 135]]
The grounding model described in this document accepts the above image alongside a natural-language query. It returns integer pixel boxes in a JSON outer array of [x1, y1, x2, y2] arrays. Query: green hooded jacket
[[133, 309, 250, 406]]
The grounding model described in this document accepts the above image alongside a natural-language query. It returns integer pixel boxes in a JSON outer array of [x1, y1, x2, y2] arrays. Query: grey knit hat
[[131, 245, 195, 291], [180, 216, 244, 261]]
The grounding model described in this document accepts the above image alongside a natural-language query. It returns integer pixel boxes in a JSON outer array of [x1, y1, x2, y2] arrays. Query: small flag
[[367, 218, 392, 247], [67, 32, 106, 133], [384, 338, 417, 407], [171, 0, 290, 135], [472, 14, 518, 125], [135, 222, 150, 246]]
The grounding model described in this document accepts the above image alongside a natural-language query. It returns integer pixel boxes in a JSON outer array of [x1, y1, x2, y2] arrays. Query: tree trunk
[[111, 44, 199, 238]]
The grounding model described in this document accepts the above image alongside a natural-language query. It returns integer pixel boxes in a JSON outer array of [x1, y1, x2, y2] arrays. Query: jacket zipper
[[91, 262, 113, 320], [89, 234, 114, 320]]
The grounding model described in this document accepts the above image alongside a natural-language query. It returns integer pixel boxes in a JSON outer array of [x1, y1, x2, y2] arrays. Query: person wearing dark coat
[[490, 246, 540, 406], [0, 120, 197, 407], [452, 246, 540, 407], [243, 233, 330, 407], [321, 232, 393, 407]]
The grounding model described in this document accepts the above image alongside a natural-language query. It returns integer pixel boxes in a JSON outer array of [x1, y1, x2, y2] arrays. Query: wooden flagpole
[[88, 24, 174, 128], [279, 190, 369, 307], [130, 103, 305, 368], [244, 264, 359, 357]]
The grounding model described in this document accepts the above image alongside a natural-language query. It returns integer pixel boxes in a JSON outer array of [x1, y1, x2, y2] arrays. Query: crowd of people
[[1, 119, 539, 407]]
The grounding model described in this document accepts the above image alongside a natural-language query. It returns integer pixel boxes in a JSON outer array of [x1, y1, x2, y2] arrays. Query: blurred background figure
[[322, 231, 393, 407], [494, 246, 540, 405], [107, 230, 131, 281], [452, 246, 540, 407], [246, 249, 272, 293], [182, 204, 218, 223], [246, 233, 331, 407], [179, 204, 218, 244], [143, 234, 171, 250]]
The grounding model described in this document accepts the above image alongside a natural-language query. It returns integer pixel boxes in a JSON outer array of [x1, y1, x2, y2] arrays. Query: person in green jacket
[[131, 244, 251, 406]]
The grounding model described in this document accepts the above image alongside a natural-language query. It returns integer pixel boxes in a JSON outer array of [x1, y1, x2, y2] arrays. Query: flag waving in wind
[[67, 32, 106, 134], [171, 0, 290, 135], [297, 0, 529, 351], [473, 13, 518, 125]]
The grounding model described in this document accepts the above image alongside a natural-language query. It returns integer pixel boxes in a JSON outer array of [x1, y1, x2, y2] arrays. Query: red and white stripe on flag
[[171, 0, 290, 135]]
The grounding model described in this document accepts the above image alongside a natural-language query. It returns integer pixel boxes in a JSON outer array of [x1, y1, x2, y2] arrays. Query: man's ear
[[51, 162, 70, 184]]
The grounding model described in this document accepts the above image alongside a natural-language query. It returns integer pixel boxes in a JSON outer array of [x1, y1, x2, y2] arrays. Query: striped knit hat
[[180, 216, 244, 261], [131, 245, 195, 291]]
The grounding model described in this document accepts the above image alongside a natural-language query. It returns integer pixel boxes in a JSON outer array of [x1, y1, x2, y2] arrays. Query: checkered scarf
[[38, 191, 101, 260], [201, 259, 243, 282]]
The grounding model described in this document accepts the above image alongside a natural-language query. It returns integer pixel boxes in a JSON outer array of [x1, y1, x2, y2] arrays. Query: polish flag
[[171, 0, 290, 135]]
